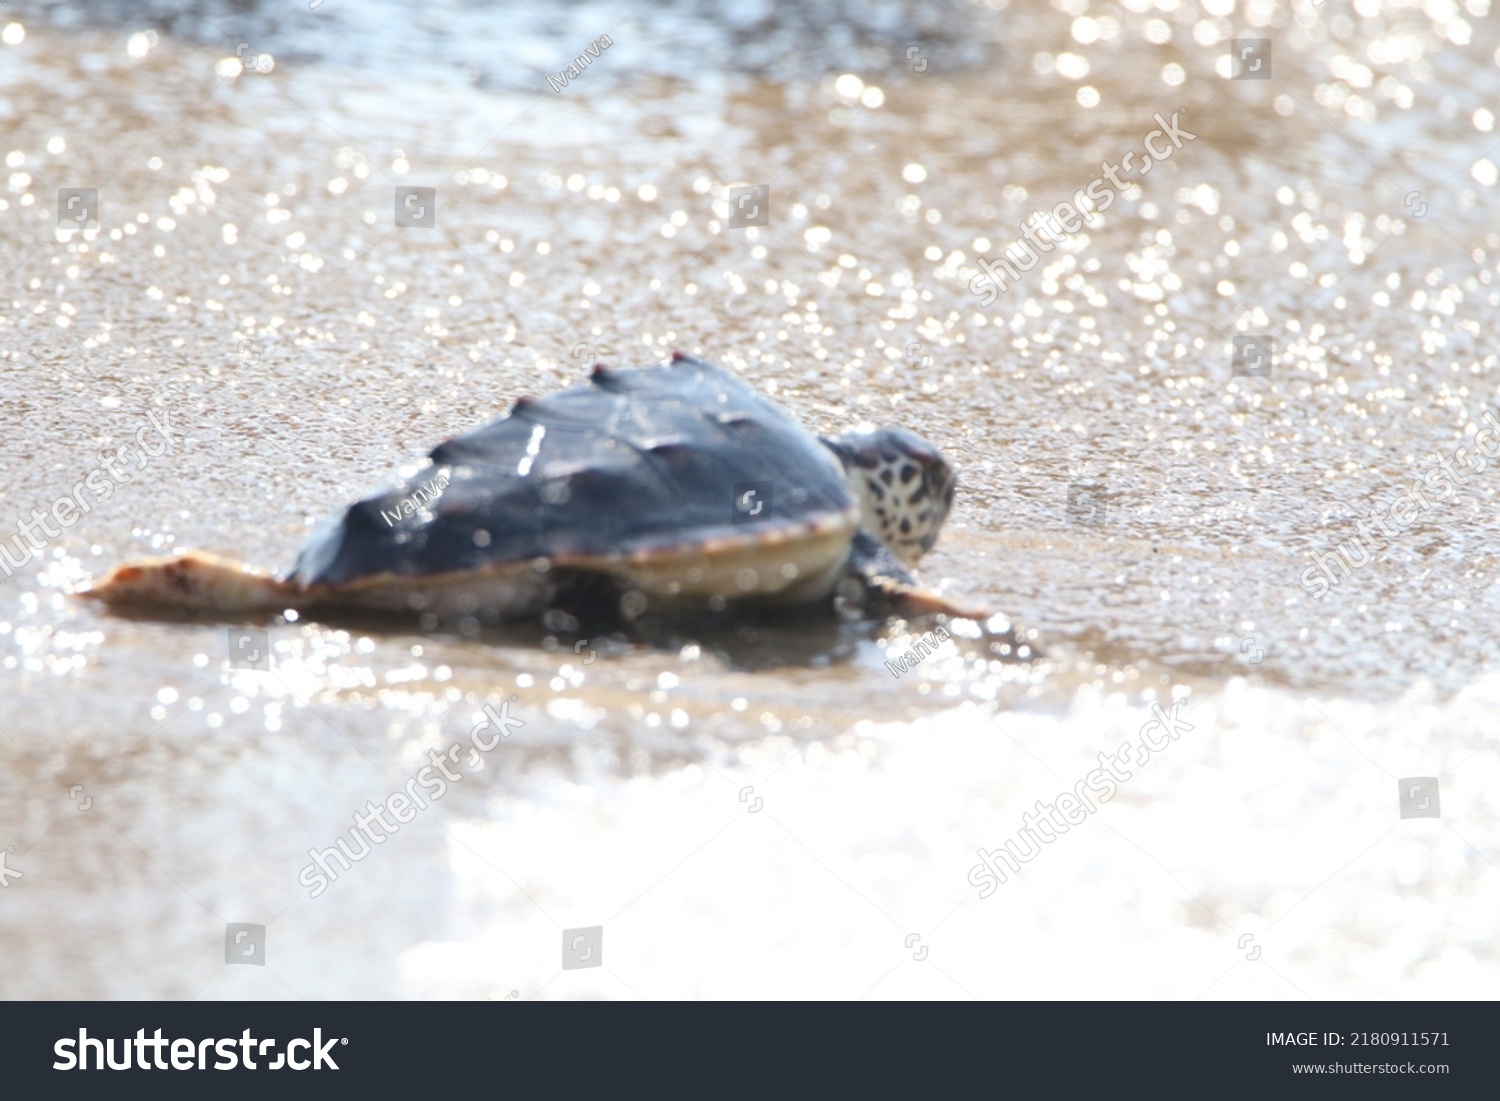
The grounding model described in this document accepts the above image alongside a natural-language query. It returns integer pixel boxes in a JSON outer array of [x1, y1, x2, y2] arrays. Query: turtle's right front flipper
[[82, 552, 300, 613]]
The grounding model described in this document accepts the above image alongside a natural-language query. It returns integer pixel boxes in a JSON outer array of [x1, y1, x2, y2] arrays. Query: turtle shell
[[287, 355, 860, 610]]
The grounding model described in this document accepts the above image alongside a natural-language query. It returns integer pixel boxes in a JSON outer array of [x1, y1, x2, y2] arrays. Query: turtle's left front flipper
[[854, 573, 1042, 661], [840, 531, 1042, 659]]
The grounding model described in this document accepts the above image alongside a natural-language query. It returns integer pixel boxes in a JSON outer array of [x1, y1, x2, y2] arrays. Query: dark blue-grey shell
[[288, 355, 857, 589]]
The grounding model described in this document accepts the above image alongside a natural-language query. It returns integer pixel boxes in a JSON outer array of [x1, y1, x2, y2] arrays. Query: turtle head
[[822, 427, 956, 567]]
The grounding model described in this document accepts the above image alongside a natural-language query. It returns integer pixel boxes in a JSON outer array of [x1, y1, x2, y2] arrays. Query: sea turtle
[[85, 354, 1034, 656]]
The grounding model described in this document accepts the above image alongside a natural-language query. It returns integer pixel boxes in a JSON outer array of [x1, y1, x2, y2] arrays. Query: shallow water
[[2, 1, 1499, 999]]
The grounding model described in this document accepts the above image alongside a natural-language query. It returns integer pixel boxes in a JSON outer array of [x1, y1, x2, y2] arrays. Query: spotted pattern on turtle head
[[823, 427, 956, 567]]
